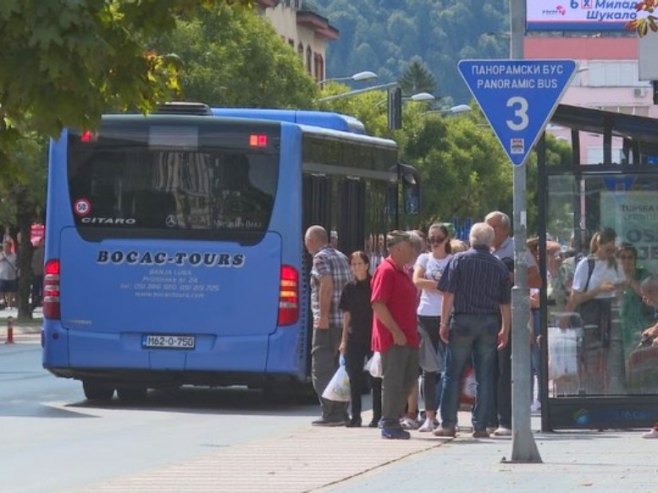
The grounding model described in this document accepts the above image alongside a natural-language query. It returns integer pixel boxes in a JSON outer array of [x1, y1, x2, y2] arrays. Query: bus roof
[[210, 108, 366, 135]]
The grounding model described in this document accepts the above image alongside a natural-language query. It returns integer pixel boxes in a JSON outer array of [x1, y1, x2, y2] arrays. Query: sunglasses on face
[[429, 236, 446, 245]]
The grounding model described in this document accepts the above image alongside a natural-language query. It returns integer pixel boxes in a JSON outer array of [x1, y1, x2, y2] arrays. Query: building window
[[289, 38, 295, 49], [314, 54, 324, 82], [306, 46, 312, 75], [298, 43, 304, 60]]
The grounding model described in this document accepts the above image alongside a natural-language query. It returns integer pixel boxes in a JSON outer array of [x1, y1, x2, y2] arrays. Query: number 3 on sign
[[506, 96, 529, 131]]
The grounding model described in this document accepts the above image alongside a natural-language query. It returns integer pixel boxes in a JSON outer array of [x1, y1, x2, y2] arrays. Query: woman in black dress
[[339, 251, 382, 427]]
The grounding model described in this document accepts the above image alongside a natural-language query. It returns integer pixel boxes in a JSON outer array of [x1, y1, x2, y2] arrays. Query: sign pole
[[457, 54, 575, 463], [458, 8, 575, 465], [509, 0, 541, 463]]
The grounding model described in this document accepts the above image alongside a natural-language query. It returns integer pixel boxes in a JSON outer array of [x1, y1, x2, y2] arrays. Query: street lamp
[[317, 81, 399, 103], [423, 104, 472, 116], [407, 92, 435, 102], [316, 70, 378, 86]]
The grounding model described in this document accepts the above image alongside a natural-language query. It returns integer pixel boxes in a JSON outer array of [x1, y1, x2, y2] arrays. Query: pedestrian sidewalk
[[88, 410, 657, 493]]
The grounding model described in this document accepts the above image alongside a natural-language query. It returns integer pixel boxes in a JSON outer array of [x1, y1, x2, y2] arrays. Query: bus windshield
[[67, 120, 279, 243]]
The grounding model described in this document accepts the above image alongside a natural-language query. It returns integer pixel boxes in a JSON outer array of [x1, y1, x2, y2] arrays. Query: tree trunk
[[15, 188, 35, 322]]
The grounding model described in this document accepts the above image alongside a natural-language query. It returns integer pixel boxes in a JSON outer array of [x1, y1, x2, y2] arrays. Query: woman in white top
[[569, 228, 625, 392], [413, 223, 453, 432]]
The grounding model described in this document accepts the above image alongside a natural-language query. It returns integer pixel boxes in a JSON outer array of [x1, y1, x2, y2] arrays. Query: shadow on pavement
[[64, 385, 323, 418]]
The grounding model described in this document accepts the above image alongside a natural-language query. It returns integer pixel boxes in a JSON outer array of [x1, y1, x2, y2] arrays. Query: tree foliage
[[156, 4, 317, 107], [0, 0, 250, 157], [317, 0, 509, 104], [399, 58, 437, 97]]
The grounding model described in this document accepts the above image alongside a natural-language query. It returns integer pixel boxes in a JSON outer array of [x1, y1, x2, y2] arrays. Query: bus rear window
[[67, 122, 279, 243]]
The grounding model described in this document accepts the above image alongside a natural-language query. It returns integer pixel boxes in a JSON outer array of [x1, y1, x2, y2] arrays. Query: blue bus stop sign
[[458, 59, 576, 166]]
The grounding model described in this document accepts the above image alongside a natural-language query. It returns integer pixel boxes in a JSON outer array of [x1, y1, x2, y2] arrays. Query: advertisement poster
[[526, 1, 643, 31], [600, 191, 658, 273]]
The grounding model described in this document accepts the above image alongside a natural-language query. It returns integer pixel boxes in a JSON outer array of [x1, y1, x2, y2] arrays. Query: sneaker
[[418, 418, 436, 432], [346, 418, 362, 428], [493, 426, 512, 436], [400, 416, 420, 430], [368, 418, 380, 428], [642, 428, 658, 439], [433, 427, 456, 438], [311, 418, 346, 427], [486, 426, 497, 434], [382, 427, 411, 439], [472, 430, 490, 438]]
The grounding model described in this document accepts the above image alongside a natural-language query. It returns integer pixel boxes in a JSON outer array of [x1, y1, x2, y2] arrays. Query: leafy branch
[[626, 0, 658, 37]]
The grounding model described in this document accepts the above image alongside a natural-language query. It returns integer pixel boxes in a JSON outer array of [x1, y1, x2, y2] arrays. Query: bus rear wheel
[[82, 381, 115, 402], [116, 387, 148, 404]]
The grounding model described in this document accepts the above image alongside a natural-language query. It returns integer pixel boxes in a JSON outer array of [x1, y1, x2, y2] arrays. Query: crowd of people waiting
[[305, 212, 526, 439], [304, 213, 658, 440]]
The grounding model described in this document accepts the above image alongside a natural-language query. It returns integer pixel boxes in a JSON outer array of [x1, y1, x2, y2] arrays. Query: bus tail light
[[43, 259, 61, 320], [278, 265, 299, 326]]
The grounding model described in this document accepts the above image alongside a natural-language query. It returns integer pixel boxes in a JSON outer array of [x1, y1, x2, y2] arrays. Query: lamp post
[[316, 70, 378, 87], [423, 104, 472, 116]]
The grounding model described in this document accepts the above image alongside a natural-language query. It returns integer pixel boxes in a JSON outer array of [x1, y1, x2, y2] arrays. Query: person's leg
[[471, 315, 500, 433], [418, 316, 441, 429], [437, 315, 476, 433], [370, 376, 382, 425], [381, 345, 408, 430], [345, 343, 366, 425], [497, 337, 512, 430], [311, 325, 344, 422]]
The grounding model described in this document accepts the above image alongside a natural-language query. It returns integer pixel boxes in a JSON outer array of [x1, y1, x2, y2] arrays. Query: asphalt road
[[0, 341, 319, 493]]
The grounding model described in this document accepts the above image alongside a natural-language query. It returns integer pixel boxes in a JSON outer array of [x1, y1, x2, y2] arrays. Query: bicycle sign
[[458, 59, 576, 167]]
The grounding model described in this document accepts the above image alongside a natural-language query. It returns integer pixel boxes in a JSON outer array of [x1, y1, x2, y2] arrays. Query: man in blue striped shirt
[[433, 222, 511, 438]]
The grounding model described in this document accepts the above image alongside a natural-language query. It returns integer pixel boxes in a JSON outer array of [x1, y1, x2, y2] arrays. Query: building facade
[[256, 0, 339, 82], [525, 34, 657, 165]]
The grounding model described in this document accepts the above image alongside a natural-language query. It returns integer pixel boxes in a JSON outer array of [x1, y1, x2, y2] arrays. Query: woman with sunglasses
[[412, 223, 453, 432]]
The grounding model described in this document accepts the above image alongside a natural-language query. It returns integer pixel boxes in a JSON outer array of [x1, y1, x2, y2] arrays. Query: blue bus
[[42, 102, 420, 402]]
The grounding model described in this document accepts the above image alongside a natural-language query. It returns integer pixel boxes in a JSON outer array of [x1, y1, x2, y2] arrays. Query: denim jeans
[[439, 313, 499, 432]]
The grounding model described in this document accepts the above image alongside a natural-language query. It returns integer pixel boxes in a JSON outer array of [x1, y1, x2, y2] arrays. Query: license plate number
[[142, 334, 195, 349]]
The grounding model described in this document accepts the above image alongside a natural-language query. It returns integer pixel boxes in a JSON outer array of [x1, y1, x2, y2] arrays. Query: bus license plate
[[142, 335, 196, 349]]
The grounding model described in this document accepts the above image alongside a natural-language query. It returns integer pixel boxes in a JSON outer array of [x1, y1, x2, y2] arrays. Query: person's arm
[[439, 292, 454, 344], [498, 303, 511, 349], [339, 311, 351, 354], [527, 265, 542, 289], [643, 321, 658, 340], [317, 275, 333, 329], [412, 264, 438, 292], [570, 283, 614, 307], [372, 301, 407, 346]]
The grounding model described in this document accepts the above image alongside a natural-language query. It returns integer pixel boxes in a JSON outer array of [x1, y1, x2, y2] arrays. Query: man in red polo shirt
[[371, 230, 420, 439]]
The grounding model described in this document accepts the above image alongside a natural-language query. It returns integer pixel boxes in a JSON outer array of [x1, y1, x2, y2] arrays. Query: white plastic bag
[[548, 326, 580, 380], [367, 351, 383, 378], [322, 365, 351, 402]]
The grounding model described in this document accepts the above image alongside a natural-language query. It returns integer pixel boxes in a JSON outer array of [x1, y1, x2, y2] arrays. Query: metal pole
[[509, 0, 542, 463]]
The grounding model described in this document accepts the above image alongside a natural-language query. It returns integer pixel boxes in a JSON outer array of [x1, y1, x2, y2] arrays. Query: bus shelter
[[537, 104, 658, 431]]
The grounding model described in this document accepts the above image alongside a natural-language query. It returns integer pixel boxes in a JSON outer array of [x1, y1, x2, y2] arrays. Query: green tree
[[399, 58, 437, 96], [158, 4, 317, 107]]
